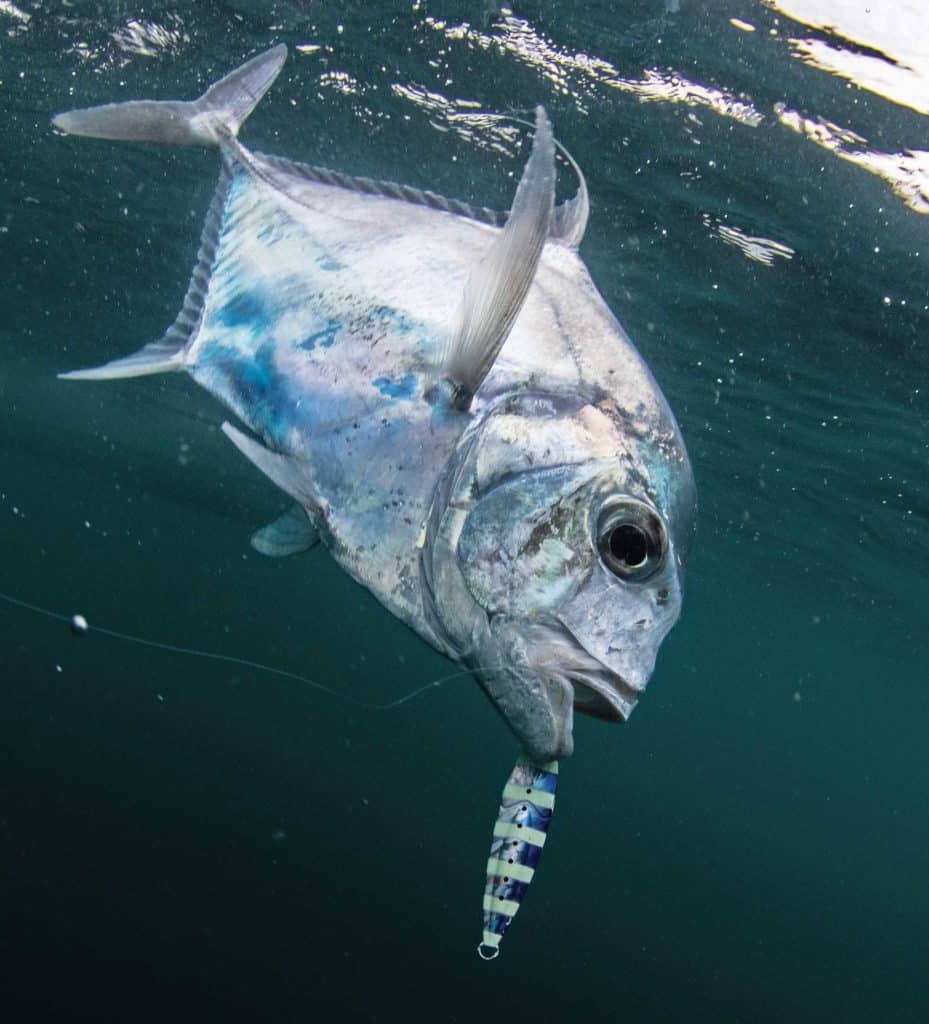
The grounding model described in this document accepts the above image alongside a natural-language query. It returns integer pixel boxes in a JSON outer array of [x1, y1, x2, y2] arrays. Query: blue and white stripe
[[479, 756, 558, 959]]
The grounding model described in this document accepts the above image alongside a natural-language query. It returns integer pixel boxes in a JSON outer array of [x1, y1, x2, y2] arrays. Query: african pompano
[[54, 45, 696, 955]]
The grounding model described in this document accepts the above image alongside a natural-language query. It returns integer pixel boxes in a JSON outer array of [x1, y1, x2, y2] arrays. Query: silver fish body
[[55, 46, 696, 766]]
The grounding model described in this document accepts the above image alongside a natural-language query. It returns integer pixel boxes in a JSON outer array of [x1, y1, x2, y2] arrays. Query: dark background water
[[2, 1, 927, 1020]]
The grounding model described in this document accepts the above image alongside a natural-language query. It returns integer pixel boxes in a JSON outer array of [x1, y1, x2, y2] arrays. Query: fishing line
[[485, 111, 588, 190], [0, 588, 486, 711]]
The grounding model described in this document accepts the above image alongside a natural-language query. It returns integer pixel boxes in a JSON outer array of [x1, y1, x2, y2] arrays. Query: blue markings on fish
[[219, 289, 267, 329], [373, 373, 418, 399], [53, 45, 696, 956], [317, 255, 346, 272], [299, 322, 339, 352]]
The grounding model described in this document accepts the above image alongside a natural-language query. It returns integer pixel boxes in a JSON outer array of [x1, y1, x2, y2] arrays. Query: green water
[[1, 1, 927, 1020]]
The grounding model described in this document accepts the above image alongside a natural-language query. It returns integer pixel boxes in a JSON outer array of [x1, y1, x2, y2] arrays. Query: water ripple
[[775, 103, 929, 215], [0, 0, 30, 35], [111, 15, 190, 59], [702, 216, 796, 266], [424, 10, 765, 127], [390, 81, 520, 157]]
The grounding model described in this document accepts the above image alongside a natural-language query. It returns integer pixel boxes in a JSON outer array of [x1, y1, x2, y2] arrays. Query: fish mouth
[[566, 664, 638, 722], [524, 621, 641, 724]]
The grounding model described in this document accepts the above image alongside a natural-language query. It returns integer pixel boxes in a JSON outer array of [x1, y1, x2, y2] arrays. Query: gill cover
[[423, 394, 598, 761]]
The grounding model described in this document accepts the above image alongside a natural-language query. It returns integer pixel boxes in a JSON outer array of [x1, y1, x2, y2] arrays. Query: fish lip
[[564, 664, 638, 722], [527, 620, 640, 723]]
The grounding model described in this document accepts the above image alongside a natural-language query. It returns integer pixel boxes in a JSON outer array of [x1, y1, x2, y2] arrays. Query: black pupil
[[609, 524, 648, 567]]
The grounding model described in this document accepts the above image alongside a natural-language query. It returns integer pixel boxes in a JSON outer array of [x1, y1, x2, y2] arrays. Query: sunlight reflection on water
[[765, 0, 929, 213]]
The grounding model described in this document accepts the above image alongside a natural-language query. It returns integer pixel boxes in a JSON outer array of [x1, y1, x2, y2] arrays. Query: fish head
[[424, 391, 695, 763]]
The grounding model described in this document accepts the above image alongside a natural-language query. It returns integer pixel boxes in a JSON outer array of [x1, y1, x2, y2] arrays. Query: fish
[[53, 45, 696, 955]]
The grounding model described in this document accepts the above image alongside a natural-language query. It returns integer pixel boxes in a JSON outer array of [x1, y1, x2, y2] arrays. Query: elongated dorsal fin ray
[[493, 113, 589, 247], [549, 140, 589, 247], [440, 106, 556, 410], [52, 44, 287, 147], [222, 422, 321, 510], [251, 503, 320, 557], [59, 164, 233, 381]]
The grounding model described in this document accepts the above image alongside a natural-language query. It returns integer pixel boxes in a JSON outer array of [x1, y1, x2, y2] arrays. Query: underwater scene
[[1, 1, 926, 1020]]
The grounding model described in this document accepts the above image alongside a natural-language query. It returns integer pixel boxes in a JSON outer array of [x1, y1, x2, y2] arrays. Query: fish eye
[[596, 499, 666, 582]]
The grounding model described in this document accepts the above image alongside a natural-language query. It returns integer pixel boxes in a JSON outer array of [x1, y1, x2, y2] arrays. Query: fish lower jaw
[[520, 619, 643, 723], [564, 668, 639, 722]]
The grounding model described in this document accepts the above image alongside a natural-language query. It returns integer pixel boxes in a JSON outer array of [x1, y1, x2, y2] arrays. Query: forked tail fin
[[52, 43, 287, 147], [56, 47, 286, 381]]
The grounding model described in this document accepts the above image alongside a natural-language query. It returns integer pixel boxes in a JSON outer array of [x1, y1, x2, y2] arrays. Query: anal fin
[[251, 503, 320, 557], [59, 164, 233, 382], [222, 421, 321, 510]]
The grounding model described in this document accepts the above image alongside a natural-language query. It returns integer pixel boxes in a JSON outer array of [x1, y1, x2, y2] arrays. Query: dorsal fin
[[251, 150, 508, 229], [439, 106, 556, 410], [497, 114, 589, 247], [246, 142, 586, 244]]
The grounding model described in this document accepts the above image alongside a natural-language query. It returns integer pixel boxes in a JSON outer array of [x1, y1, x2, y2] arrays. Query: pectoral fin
[[251, 503, 320, 557], [441, 106, 555, 410]]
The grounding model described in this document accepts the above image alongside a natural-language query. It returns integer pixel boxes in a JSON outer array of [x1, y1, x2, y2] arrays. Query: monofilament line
[[0, 588, 485, 711]]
